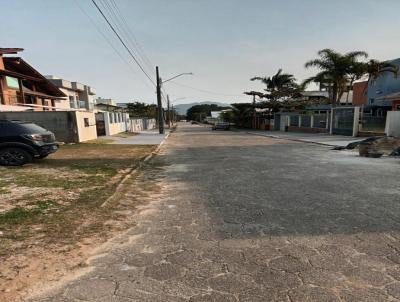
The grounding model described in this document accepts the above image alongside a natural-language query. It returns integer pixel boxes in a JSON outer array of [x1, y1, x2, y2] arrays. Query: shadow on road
[[160, 128, 400, 238]]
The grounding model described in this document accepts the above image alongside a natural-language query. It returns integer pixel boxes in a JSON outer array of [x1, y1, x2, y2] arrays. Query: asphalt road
[[32, 123, 400, 302]]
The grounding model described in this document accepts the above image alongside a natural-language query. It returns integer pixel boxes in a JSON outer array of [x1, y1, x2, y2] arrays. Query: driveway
[[30, 123, 400, 302]]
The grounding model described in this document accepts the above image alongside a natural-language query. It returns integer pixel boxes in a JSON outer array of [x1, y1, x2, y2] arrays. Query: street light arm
[[162, 72, 193, 84]]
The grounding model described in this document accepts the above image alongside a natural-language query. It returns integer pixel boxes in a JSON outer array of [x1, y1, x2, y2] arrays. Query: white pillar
[[329, 109, 334, 135], [298, 115, 302, 128], [310, 115, 314, 128], [352, 107, 360, 137], [104, 112, 111, 136]]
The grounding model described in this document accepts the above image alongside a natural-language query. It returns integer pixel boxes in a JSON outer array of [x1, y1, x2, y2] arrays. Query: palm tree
[[251, 69, 298, 96], [303, 49, 368, 105], [365, 59, 398, 83]]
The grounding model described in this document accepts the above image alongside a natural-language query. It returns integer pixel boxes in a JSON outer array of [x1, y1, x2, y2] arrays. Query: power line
[[108, 0, 155, 73], [73, 0, 154, 91], [98, 0, 154, 77], [91, 0, 156, 87]]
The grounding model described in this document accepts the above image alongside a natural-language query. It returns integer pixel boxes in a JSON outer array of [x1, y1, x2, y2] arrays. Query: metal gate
[[274, 114, 281, 130], [332, 108, 354, 136], [95, 113, 106, 136]]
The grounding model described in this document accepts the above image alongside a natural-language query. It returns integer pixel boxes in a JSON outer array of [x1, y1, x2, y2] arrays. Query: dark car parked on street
[[0, 120, 58, 166], [212, 122, 230, 131]]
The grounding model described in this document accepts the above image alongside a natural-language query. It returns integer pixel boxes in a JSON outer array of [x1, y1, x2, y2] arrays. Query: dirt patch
[[112, 132, 139, 138], [0, 143, 157, 302]]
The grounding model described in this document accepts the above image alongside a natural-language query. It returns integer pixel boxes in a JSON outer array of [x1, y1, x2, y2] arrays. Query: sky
[[2, 0, 400, 105]]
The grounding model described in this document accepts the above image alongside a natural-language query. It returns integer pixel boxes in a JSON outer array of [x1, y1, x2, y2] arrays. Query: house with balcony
[[0, 48, 66, 111], [45, 76, 96, 111], [0, 48, 98, 142]]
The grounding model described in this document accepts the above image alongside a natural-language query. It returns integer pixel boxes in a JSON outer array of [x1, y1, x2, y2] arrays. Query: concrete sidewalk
[[248, 131, 364, 147], [105, 129, 170, 145]]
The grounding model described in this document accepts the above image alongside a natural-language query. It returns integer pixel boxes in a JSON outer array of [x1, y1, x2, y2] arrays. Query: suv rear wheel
[[0, 147, 33, 166]]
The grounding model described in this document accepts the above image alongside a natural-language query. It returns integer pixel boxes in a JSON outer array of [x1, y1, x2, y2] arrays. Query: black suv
[[0, 120, 58, 166]]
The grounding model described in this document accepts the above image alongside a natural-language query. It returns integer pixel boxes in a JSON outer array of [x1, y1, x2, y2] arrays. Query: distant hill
[[174, 101, 231, 115]]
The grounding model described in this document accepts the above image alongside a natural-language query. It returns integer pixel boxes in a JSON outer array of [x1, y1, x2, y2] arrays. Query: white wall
[[385, 111, 400, 137], [56, 87, 76, 110], [74, 111, 97, 142], [104, 112, 130, 135], [145, 118, 156, 130], [131, 118, 144, 132]]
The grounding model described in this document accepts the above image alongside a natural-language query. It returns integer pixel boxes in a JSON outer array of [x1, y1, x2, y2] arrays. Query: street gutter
[[101, 130, 171, 207]]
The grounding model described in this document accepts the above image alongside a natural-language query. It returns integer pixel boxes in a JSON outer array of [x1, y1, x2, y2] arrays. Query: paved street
[[32, 123, 400, 302], [247, 131, 362, 147]]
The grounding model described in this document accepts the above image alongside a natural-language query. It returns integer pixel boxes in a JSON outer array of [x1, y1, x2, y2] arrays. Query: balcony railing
[[0, 93, 24, 106], [0, 93, 51, 111]]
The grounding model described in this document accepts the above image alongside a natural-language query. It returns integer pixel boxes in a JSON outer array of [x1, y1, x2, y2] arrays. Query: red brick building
[[352, 81, 368, 106], [0, 48, 65, 111]]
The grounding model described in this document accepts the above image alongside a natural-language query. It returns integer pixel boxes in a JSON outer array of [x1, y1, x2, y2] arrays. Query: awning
[[0, 69, 42, 81]]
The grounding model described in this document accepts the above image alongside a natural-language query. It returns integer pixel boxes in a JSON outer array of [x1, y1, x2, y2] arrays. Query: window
[[84, 118, 89, 127], [69, 96, 76, 108], [6, 76, 20, 89]]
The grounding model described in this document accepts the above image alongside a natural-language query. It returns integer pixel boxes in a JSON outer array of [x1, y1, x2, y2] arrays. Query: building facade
[[45, 76, 96, 111], [0, 48, 66, 111], [352, 81, 368, 106], [367, 58, 400, 106], [95, 97, 116, 106]]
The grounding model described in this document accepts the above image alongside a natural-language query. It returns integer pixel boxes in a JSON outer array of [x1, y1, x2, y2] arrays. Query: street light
[[156, 67, 193, 134], [162, 73, 193, 84]]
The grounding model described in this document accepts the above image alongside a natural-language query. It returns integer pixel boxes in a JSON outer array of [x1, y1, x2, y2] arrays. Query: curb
[[101, 131, 171, 208], [246, 131, 339, 147]]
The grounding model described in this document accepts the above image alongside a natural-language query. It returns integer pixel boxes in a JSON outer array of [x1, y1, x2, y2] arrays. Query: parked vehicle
[[0, 120, 58, 166], [212, 122, 230, 131]]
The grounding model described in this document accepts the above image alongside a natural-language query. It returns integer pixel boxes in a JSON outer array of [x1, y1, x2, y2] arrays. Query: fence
[[313, 114, 327, 129], [300, 115, 311, 127], [332, 108, 355, 136], [286, 113, 329, 133], [285, 107, 373, 137], [361, 115, 386, 133]]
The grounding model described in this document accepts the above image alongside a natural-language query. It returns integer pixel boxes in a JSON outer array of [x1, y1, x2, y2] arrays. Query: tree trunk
[[332, 84, 338, 106]]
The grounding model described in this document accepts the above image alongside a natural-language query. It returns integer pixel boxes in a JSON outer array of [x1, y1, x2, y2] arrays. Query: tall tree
[[302, 49, 368, 105], [220, 103, 254, 128], [365, 59, 398, 83], [244, 91, 265, 128], [186, 104, 230, 122], [126, 102, 157, 118], [251, 69, 299, 100]]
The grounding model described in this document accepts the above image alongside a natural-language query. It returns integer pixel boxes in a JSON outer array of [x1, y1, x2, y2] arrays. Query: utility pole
[[156, 66, 164, 134], [172, 104, 175, 124], [252, 94, 256, 129], [167, 94, 171, 128]]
